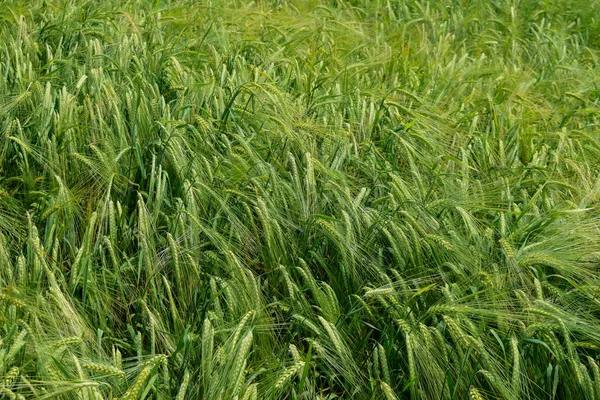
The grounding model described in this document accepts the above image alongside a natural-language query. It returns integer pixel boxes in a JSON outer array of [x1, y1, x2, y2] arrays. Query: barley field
[[1, 0, 600, 398]]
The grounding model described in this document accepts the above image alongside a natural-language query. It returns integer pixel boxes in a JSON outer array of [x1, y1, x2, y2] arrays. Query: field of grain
[[1, 0, 600, 398]]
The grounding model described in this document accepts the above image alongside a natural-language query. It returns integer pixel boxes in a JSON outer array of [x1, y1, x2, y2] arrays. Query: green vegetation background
[[1, 0, 600, 398]]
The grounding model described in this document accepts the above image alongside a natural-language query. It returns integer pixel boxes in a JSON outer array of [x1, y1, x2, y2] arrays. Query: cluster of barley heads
[[1, 0, 600, 398]]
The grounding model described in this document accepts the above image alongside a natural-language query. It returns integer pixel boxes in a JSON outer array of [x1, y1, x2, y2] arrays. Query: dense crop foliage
[[1, 0, 600, 398]]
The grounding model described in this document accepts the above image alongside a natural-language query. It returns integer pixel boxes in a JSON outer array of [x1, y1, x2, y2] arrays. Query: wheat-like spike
[[469, 385, 484, 400], [288, 152, 300, 189], [30, 227, 58, 289], [533, 277, 543, 300], [0, 293, 26, 308], [17, 255, 26, 287], [406, 332, 416, 397], [580, 363, 595, 399], [231, 331, 253, 396], [571, 358, 585, 387], [296, 261, 318, 293], [320, 282, 340, 321], [351, 294, 375, 319], [51, 336, 81, 349], [441, 284, 455, 301], [380, 380, 398, 400], [372, 343, 380, 380], [431, 327, 449, 364], [425, 234, 454, 251], [342, 209, 354, 244], [209, 278, 223, 319], [574, 341, 599, 350], [293, 314, 321, 336], [289, 344, 301, 362], [114, 347, 123, 370], [542, 282, 564, 299], [195, 116, 212, 133], [162, 354, 169, 390], [120, 365, 153, 400], [202, 317, 214, 382], [215, 345, 225, 366], [443, 316, 469, 348], [374, 291, 391, 309], [230, 311, 254, 350], [377, 343, 391, 384], [429, 304, 468, 315], [305, 338, 326, 358], [103, 236, 119, 270], [318, 316, 346, 358], [587, 356, 600, 399], [175, 369, 190, 400], [535, 299, 569, 318], [395, 318, 411, 335], [305, 152, 315, 205], [163, 276, 181, 330], [114, 200, 123, 220], [520, 254, 563, 268], [241, 383, 257, 400], [513, 289, 530, 307], [140, 301, 158, 356], [382, 227, 404, 266], [364, 286, 396, 300], [135, 331, 143, 359], [141, 354, 167, 369], [17, 320, 35, 347], [510, 336, 521, 395], [478, 369, 512, 399], [557, 319, 577, 360], [3, 366, 20, 387], [524, 307, 554, 319], [83, 362, 126, 379], [72, 354, 86, 382], [279, 265, 296, 299], [83, 211, 98, 252], [467, 336, 494, 370], [544, 332, 565, 361], [108, 200, 117, 244], [499, 238, 516, 259], [6, 330, 27, 364], [275, 360, 305, 390], [167, 233, 182, 295], [69, 244, 85, 290], [462, 310, 483, 333]]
